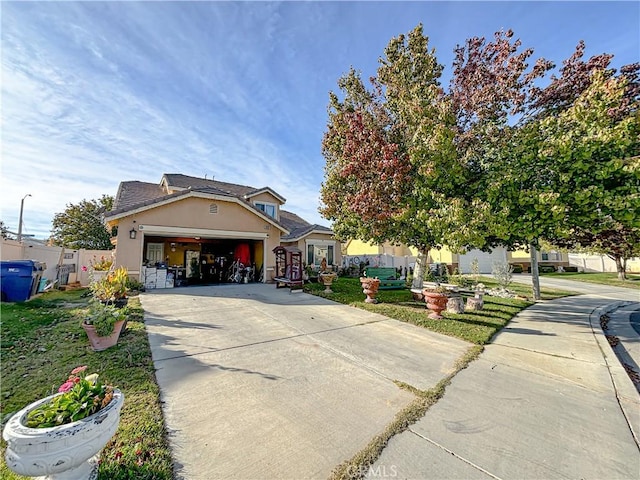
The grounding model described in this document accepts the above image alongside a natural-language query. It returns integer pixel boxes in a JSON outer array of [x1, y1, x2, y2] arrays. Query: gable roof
[[106, 174, 330, 239], [243, 187, 286, 204], [161, 174, 256, 197], [106, 179, 288, 233], [280, 210, 333, 241]]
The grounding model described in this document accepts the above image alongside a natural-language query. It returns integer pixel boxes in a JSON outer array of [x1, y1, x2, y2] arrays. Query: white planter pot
[[3, 389, 124, 480]]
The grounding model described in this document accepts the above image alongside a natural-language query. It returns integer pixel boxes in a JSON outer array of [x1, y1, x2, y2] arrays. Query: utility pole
[[17, 194, 32, 242]]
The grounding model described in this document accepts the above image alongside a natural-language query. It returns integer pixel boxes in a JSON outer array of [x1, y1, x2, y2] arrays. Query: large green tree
[[532, 71, 640, 279], [50, 195, 115, 250], [320, 25, 487, 287], [453, 34, 639, 289]]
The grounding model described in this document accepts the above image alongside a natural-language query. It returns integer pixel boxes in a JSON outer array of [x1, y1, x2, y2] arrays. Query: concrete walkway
[[140, 284, 472, 479], [370, 292, 640, 479]]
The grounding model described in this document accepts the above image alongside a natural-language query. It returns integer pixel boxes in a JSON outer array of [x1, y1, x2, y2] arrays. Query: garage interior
[[142, 236, 264, 287]]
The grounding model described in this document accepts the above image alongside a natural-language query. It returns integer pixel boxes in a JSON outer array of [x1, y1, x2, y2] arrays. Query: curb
[[589, 301, 640, 449]]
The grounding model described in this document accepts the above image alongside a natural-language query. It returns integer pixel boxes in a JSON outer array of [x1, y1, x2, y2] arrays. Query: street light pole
[[17, 194, 32, 243]]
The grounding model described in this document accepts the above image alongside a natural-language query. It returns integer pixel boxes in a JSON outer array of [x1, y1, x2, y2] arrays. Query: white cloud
[[1, 1, 638, 239]]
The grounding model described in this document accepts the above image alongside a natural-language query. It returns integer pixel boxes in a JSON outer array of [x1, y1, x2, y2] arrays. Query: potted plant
[[318, 258, 337, 293], [423, 284, 450, 319], [85, 255, 114, 284], [90, 266, 130, 308], [82, 300, 128, 351], [360, 277, 381, 304], [3, 366, 124, 479]]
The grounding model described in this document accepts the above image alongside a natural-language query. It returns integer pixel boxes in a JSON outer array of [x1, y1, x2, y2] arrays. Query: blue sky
[[2, 1, 638, 239]]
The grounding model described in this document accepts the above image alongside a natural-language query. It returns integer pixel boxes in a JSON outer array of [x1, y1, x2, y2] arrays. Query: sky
[[1, 1, 639, 239]]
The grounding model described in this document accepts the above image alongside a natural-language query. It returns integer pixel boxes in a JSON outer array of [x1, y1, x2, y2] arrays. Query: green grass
[[1, 290, 173, 480], [541, 271, 640, 290], [305, 276, 576, 345]]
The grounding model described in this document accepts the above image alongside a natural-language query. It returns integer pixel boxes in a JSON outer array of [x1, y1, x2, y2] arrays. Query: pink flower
[[82, 265, 88, 271], [58, 381, 74, 393], [70, 366, 87, 374]]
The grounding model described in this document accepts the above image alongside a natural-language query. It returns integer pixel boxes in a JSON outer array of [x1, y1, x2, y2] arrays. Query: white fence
[[1, 238, 113, 286], [568, 253, 640, 273], [341, 254, 416, 275]]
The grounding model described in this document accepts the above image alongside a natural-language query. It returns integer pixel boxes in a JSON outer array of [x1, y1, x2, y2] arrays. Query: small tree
[[50, 195, 115, 250], [492, 262, 514, 290], [0, 220, 10, 240]]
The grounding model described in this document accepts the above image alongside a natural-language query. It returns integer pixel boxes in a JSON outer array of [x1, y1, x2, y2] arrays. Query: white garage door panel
[[458, 248, 507, 274]]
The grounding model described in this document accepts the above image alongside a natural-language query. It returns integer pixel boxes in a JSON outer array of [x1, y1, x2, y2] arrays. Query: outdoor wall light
[[129, 228, 137, 239], [171, 243, 176, 252]]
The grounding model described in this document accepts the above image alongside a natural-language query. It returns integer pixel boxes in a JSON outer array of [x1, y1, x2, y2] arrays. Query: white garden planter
[[3, 389, 124, 480]]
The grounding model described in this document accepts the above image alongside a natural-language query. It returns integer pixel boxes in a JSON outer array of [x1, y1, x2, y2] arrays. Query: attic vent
[[209, 203, 218, 214]]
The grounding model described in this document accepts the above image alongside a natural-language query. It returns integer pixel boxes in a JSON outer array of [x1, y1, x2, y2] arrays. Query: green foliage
[[90, 255, 114, 271], [1, 291, 173, 479], [448, 268, 473, 288], [304, 277, 574, 344], [50, 195, 115, 250], [491, 262, 515, 289], [86, 299, 128, 337], [89, 267, 130, 303], [0, 220, 10, 239], [320, 25, 484, 256], [25, 367, 113, 428]]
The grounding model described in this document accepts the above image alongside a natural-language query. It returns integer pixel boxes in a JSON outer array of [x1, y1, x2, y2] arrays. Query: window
[[146, 243, 164, 264], [255, 202, 276, 219], [307, 243, 334, 267], [541, 251, 561, 261]]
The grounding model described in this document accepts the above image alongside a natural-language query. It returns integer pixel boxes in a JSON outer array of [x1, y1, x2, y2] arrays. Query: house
[[342, 240, 569, 274], [104, 174, 340, 285]]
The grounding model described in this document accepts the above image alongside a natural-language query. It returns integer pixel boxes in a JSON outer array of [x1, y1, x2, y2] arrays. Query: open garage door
[[141, 235, 265, 288]]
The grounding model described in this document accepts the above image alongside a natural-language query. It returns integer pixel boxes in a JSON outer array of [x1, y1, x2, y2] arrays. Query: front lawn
[[0, 290, 174, 480], [305, 276, 576, 345], [541, 271, 640, 290]]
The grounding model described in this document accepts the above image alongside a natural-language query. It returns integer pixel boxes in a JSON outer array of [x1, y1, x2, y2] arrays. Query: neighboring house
[[104, 174, 340, 284], [343, 240, 568, 274], [279, 211, 341, 270]]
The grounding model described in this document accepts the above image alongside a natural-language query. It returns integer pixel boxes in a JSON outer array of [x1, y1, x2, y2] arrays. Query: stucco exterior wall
[[344, 239, 382, 255], [112, 196, 283, 281]]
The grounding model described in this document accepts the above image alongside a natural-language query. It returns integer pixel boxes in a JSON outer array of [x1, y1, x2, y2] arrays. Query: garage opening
[[142, 236, 264, 288]]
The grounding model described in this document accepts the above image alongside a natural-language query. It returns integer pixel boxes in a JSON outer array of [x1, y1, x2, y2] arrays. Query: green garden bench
[[364, 267, 405, 290]]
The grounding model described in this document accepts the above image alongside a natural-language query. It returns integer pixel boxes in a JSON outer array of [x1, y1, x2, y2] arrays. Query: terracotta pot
[[319, 272, 337, 293], [423, 290, 449, 319], [3, 389, 124, 479], [82, 320, 126, 351], [360, 277, 381, 304]]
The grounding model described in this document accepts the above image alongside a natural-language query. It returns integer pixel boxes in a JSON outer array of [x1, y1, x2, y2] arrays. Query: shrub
[[511, 264, 524, 274], [86, 299, 128, 336], [492, 262, 514, 289], [90, 266, 130, 302]]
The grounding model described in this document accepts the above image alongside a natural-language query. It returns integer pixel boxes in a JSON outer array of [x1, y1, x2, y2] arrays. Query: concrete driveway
[[140, 284, 472, 479]]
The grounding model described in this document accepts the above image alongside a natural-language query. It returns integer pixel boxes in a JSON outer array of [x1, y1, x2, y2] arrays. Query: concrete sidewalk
[[370, 294, 640, 479]]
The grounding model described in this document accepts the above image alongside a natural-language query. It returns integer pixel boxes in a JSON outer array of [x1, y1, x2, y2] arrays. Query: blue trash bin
[[1, 260, 38, 302]]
